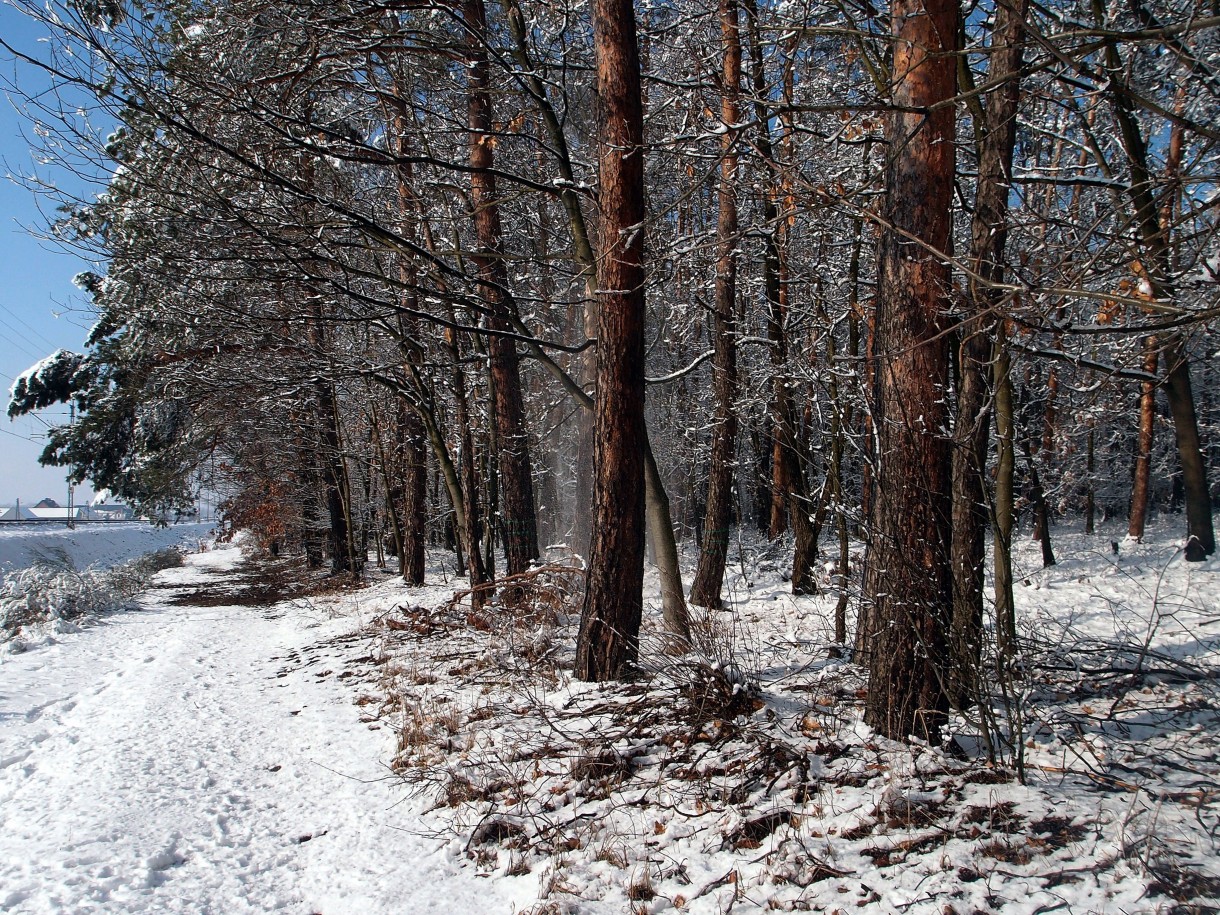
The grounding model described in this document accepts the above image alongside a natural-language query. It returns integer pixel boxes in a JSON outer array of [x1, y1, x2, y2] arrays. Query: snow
[[0, 523, 1216, 913], [7, 350, 77, 402], [0, 544, 534, 914], [0, 523, 214, 583]]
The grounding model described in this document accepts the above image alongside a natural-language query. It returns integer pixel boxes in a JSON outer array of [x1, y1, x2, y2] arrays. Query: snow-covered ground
[[0, 544, 534, 914], [0, 522, 214, 581], [0, 522, 1216, 914]]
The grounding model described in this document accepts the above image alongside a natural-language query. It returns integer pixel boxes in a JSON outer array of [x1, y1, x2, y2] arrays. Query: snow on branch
[[7, 350, 87, 418]]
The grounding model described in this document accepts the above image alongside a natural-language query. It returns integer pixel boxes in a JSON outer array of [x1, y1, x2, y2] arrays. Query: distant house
[[90, 504, 134, 521], [26, 506, 95, 521], [33, 498, 61, 508], [0, 503, 38, 521]]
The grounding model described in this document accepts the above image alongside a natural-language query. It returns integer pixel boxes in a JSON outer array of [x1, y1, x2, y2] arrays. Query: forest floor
[[1, 521, 1217, 914]]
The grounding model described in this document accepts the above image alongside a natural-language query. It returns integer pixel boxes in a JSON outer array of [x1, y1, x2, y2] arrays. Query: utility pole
[[66, 405, 75, 529]]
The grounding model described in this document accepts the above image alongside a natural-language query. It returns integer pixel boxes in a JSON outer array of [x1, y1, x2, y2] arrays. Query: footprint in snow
[[144, 840, 186, 887], [0, 749, 33, 770]]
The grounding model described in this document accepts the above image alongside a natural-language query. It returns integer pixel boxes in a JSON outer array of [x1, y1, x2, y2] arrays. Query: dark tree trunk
[[449, 322, 489, 601], [1085, 424, 1096, 534], [574, 0, 648, 681], [392, 123, 427, 587], [504, 0, 687, 639], [401, 414, 427, 585], [1025, 444, 1058, 568], [951, 0, 1028, 704], [689, 0, 742, 611], [742, 0, 796, 544], [465, 0, 540, 579], [299, 460, 324, 570], [1129, 338, 1158, 540], [993, 333, 1017, 661], [1163, 339, 1214, 560], [317, 393, 354, 576], [860, 0, 956, 743]]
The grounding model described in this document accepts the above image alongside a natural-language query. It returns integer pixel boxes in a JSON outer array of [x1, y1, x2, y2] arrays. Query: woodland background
[[2, 0, 1218, 742]]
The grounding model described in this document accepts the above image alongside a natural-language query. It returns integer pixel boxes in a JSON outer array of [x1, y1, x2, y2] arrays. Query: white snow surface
[[0, 544, 534, 914], [1, 524, 1217, 914], [0, 523, 214, 582]]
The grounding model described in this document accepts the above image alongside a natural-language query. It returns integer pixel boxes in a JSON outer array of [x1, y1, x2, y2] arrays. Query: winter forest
[[1, 0, 1219, 907]]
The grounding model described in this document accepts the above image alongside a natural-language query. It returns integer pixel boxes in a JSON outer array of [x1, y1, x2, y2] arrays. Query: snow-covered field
[[0, 522, 214, 581], [0, 521, 1216, 914]]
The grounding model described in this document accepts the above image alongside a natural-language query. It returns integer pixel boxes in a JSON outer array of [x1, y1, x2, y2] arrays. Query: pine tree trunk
[[465, 0, 540, 580], [402, 416, 427, 585], [742, 0, 796, 544], [574, 0, 649, 681], [1085, 424, 1096, 535], [391, 115, 428, 587], [372, 399, 405, 571], [645, 442, 689, 650], [448, 323, 488, 601], [1163, 338, 1215, 560], [1025, 442, 1057, 568], [861, 0, 956, 743], [689, 0, 742, 611], [993, 334, 1017, 662], [505, 0, 688, 635]]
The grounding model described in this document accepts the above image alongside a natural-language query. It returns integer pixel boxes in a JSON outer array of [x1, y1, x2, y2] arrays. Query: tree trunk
[[307, 313, 357, 578], [861, 0, 956, 743], [392, 121, 427, 587], [574, 0, 648, 681], [401, 414, 427, 585], [465, 0, 540, 580], [993, 332, 1017, 662], [1025, 441, 1057, 568], [645, 442, 689, 650], [411, 201, 490, 603], [1163, 338, 1214, 560], [689, 0, 742, 611], [1085, 423, 1096, 535], [951, 0, 1028, 704], [1129, 337, 1158, 540], [742, 0, 800, 545], [505, 0, 688, 637]]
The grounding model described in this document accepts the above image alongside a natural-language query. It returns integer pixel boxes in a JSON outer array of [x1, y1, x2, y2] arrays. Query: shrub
[[1, 548, 185, 639]]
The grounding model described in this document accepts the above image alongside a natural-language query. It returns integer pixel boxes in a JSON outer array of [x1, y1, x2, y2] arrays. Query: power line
[[0, 425, 42, 444], [0, 316, 47, 361], [0, 301, 60, 351], [27, 411, 60, 429]]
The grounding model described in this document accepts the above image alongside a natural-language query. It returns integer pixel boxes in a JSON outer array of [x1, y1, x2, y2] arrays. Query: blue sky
[[0, 4, 106, 504]]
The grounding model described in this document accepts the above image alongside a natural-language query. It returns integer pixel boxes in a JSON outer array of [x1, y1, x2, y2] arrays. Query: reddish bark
[[689, 0, 742, 611], [574, 0, 648, 680], [465, 0, 540, 578], [861, 0, 957, 743]]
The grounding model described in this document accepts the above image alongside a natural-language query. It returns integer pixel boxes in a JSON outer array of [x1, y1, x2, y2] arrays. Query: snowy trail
[[0, 546, 532, 914]]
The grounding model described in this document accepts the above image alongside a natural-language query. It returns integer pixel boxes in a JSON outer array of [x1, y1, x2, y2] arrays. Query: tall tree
[[574, 0, 649, 680], [860, 0, 957, 742], [689, 0, 743, 610], [951, 0, 1029, 693], [464, 0, 541, 578]]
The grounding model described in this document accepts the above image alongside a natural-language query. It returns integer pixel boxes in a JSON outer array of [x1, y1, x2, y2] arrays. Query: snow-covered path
[[0, 546, 532, 914]]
